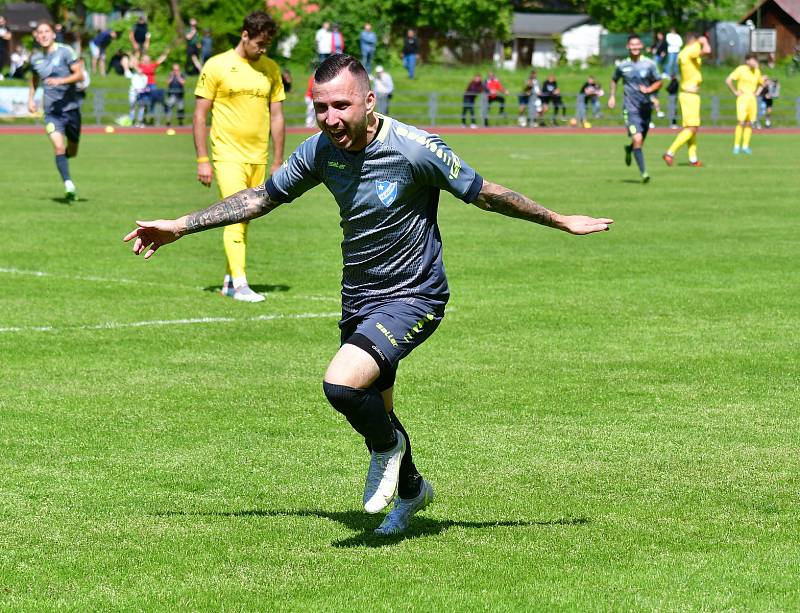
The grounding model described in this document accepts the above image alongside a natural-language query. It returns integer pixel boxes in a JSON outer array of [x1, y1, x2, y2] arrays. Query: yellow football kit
[[728, 64, 764, 122], [667, 40, 704, 163], [195, 49, 286, 282], [678, 41, 703, 127]]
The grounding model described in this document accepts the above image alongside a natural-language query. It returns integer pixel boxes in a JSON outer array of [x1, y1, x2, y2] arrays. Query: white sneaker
[[232, 285, 265, 302], [374, 479, 434, 535], [363, 431, 405, 514]]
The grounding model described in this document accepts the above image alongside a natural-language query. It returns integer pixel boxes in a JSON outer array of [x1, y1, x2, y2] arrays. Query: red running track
[[1, 125, 799, 136]]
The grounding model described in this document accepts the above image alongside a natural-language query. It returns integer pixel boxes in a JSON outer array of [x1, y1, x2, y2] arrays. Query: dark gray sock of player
[[633, 148, 646, 173], [55, 154, 71, 182], [324, 383, 397, 451], [389, 411, 422, 499], [364, 411, 421, 498]]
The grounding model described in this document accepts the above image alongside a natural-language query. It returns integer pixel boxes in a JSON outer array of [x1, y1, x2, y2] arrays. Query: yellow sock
[[734, 125, 743, 147], [687, 134, 698, 162], [742, 126, 752, 148], [223, 222, 248, 281], [667, 128, 693, 155]]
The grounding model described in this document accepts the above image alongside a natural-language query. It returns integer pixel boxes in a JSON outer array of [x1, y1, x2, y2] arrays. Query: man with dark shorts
[[124, 54, 613, 536], [28, 21, 84, 200], [608, 35, 661, 183]]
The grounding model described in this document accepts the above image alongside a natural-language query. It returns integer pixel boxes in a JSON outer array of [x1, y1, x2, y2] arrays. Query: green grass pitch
[[1, 129, 798, 610]]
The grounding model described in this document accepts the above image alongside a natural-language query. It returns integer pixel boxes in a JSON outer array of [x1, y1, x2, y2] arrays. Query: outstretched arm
[[123, 184, 281, 258], [472, 180, 613, 235]]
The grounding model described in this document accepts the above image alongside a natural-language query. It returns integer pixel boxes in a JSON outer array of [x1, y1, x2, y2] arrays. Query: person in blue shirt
[[359, 22, 377, 73], [124, 54, 613, 536], [89, 27, 117, 76], [28, 21, 84, 200]]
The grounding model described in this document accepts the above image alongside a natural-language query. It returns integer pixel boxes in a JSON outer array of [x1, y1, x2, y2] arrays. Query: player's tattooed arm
[[472, 180, 613, 236], [124, 185, 283, 259], [473, 180, 558, 227], [182, 185, 280, 235]]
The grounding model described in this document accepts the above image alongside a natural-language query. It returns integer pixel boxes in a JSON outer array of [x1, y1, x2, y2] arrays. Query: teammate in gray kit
[[608, 35, 661, 183], [124, 55, 614, 536], [28, 21, 84, 201]]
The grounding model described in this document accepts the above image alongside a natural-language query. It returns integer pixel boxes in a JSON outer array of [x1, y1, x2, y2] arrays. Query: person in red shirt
[[137, 50, 169, 87], [484, 72, 509, 126]]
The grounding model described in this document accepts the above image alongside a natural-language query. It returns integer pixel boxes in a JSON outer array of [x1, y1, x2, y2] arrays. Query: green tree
[[577, 0, 741, 32]]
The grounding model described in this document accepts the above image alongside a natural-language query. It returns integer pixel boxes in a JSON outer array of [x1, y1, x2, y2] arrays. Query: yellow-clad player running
[[725, 53, 765, 155], [663, 32, 710, 168], [193, 11, 285, 302]]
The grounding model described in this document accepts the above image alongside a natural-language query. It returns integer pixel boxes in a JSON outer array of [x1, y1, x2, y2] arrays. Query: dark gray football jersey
[[612, 56, 660, 112], [31, 43, 80, 114], [266, 116, 483, 317]]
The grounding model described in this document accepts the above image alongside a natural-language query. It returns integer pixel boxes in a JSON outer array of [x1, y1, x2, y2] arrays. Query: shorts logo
[[375, 180, 398, 207]]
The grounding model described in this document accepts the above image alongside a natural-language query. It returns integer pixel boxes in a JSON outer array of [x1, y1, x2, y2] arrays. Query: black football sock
[[389, 411, 422, 499], [55, 154, 71, 182], [322, 382, 397, 451], [633, 147, 646, 173]]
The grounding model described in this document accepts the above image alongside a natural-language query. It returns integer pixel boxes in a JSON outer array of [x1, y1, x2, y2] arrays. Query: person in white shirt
[[372, 65, 394, 114], [315, 22, 332, 63], [665, 28, 683, 77]]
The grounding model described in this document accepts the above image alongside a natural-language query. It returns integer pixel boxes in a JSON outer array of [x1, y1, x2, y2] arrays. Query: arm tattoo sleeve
[[184, 185, 279, 234], [475, 188, 556, 227]]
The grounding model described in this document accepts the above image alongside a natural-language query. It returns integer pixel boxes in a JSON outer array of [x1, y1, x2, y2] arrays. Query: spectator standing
[[577, 75, 603, 124], [758, 76, 779, 128], [667, 76, 679, 128], [484, 72, 508, 126], [54, 23, 65, 43], [89, 28, 117, 76], [373, 65, 393, 114], [0, 17, 11, 79], [9, 45, 30, 79], [517, 69, 541, 127], [665, 28, 682, 77], [165, 63, 185, 126], [185, 18, 202, 74], [650, 32, 667, 76], [402, 29, 418, 79], [332, 24, 345, 54], [201, 29, 213, 64], [129, 16, 150, 60], [359, 23, 377, 73], [541, 74, 566, 125], [304, 73, 315, 127], [315, 22, 332, 63], [462, 73, 484, 128]]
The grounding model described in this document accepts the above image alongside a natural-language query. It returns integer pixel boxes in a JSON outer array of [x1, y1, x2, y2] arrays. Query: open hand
[[557, 215, 614, 235], [123, 219, 183, 259]]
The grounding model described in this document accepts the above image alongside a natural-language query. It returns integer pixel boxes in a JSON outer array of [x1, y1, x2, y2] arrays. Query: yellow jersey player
[[725, 54, 765, 155], [663, 32, 710, 168], [193, 11, 285, 302]]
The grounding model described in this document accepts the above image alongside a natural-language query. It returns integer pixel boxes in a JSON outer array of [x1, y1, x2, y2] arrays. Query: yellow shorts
[[736, 94, 758, 123], [679, 91, 701, 127], [214, 161, 267, 199]]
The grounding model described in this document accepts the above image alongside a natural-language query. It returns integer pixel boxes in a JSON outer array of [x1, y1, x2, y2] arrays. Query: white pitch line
[[0, 267, 340, 302], [0, 312, 340, 334]]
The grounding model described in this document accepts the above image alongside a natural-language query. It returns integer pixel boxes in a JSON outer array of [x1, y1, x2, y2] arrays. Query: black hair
[[745, 52, 757, 61], [627, 34, 641, 42], [243, 11, 277, 39], [314, 54, 370, 92]]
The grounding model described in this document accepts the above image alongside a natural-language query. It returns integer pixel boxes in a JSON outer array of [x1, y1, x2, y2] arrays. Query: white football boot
[[363, 432, 405, 514], [374, 479, 435, 536]]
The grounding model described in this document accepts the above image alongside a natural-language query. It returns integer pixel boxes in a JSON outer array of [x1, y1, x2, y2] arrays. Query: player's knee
[[322, 381, 367, 416]]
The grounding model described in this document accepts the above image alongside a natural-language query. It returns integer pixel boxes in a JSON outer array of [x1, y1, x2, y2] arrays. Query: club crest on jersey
[[375, 180, 398, 207]]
